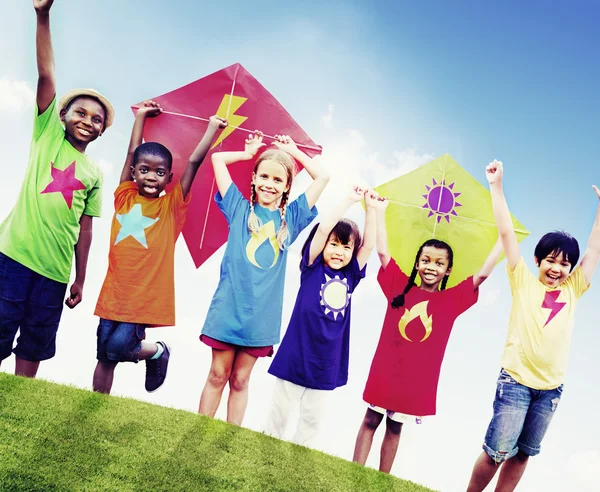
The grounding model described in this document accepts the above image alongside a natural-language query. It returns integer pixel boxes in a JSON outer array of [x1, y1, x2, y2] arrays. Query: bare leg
[[379, 417, 402, 473], [227, 350, 258, 426], [198, 348, 235, 417], [92, 360, 119, 394], [467, 451, 500, 492], [495, 451, 529, 492], [353, 408, 384, 465], [138, 340, 160, 360], [15, 356, 40, 378]]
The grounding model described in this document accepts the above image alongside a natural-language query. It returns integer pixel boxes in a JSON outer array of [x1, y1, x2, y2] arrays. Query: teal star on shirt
[[115, 203, 159, 248]]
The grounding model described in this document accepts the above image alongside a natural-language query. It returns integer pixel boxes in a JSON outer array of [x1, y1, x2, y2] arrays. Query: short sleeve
[[285, 193, 318, 244], [348, 254, 367, 289], [507, 257, 535, 294], [113, 181, 139, 211], [33, 97, 63, 142], [447, 276, 479, 314], [83, 173, 103, 217], [377, 257, 409, 302], [215, 183, 247, 224], [300, 238, 322, 272], [565, 265, 590, 298], [168, 182, 191, 235]]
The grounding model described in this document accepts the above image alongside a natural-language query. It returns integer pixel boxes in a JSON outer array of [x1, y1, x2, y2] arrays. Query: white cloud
[[0, 79, 35, 112], [96, 158, 115, 177], [568, 450, 600, 486], [320, 103, 334, 129]]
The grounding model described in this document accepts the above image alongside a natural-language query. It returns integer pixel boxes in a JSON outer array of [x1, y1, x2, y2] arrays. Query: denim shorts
[[96, 318, 147, 363], [0, 252, 67, 362], [482, 368, 563, 463]]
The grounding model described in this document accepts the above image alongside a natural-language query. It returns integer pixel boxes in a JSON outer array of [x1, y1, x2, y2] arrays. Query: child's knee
[[229, 373, 250, 392], [364, 409, 384, 430], [208, 367, 231, 388], [385, 418, 402, 435]]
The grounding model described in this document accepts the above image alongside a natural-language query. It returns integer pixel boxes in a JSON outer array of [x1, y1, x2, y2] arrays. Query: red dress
[[363, 258, 478, 416]]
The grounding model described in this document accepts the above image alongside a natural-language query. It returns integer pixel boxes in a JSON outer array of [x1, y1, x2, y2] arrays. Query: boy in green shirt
[[0, 0, 114, 377]]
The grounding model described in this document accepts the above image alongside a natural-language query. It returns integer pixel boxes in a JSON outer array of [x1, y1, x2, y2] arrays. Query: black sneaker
[[145, 341, 170, 392]]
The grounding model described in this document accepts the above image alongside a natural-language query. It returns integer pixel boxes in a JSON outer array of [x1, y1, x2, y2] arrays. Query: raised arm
[[308, 186, 365, 266], [355, 190, 378, 269], [34, 0, 56, 114], [120, 100, 163, 184], [486, 160, 520, 269], [212, 131, 265, 197], [579, 185, 600, 285], [272, 135, 330, 209], [374, 196, 391, 269], [473, 237, 503, 290], [180, 116, 227, 199]]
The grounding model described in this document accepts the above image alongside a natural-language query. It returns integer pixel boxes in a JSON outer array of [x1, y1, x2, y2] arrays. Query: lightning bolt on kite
[[132, 63, 322, 268]]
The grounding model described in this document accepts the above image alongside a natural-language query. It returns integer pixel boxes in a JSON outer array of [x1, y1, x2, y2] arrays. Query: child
[[198, 131, 330, 425], [0, 0, 114, 378], [466, 160, 599, 492], [353, 196, 502, 473], [92, 100, 227, 394], [264, 186, 377, 446]]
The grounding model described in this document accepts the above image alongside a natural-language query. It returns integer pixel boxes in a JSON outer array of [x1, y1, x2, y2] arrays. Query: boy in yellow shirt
[[467, 160, 600, 491]]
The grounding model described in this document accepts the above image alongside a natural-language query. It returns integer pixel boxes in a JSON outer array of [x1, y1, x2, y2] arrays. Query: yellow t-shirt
[[501, 257, 589, 390]]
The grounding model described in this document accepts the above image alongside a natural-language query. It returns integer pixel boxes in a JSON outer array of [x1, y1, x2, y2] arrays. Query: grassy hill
[[0, 373, 435, 491]]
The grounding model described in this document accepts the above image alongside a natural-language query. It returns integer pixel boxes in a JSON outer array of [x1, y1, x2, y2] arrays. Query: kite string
[[160, 110, 321, 152]]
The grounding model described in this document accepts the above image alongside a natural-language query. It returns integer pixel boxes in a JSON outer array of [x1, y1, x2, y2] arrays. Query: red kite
[[133, 63, 322, 268]]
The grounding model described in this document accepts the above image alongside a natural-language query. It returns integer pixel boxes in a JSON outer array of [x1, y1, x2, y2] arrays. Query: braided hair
[[248, 149, 297, 250], [391, 239, 454, 308]]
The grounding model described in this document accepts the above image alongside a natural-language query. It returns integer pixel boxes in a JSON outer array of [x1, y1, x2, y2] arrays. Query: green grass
[[0, 373, 435, 491]]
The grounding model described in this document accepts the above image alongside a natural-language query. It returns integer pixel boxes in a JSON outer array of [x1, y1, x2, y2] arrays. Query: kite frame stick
[[199, 67, 239, 251], [159, 110, 322, 153], [386, 197, 528, 234]]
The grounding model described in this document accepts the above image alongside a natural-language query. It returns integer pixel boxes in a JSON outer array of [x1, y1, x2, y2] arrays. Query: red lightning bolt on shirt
[[541, 290, 566, 327], [40, 161, 86, 209]]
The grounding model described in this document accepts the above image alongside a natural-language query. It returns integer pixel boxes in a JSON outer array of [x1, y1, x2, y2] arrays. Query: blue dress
[[201, 183, 317, 346], [268, 239, 366, 389]]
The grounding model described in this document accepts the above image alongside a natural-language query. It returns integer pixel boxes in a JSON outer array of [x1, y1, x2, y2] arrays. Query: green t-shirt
[[0, 97, 103, 283]]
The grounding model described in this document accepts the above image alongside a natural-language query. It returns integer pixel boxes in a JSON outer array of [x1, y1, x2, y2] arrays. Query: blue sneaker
[[145, 341, 170, 392]]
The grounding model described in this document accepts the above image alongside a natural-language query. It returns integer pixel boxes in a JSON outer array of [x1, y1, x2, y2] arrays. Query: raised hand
[[272, 134, 299, 154], [349, 185, 366, 202], [486, 159, 503, 185], [137, 100, 163, 118], [365, 189, 382, 208], [33, 0, 54, 13], [209, 115, 228, 130], [593, 185, 600, 200], [245, 130, 266, 157]]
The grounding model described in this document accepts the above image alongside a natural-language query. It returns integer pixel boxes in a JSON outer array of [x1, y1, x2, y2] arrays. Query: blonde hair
[[248, 149, 297, 250]]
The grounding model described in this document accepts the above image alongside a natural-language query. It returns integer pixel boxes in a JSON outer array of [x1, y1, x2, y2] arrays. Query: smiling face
[[252, 159, 290, 210], [131, 154, 173, 198], [536, 251, 572, 288], [416, 246, 451, 291], [322, 233, 355, 270], [60, 96, 106, 152]]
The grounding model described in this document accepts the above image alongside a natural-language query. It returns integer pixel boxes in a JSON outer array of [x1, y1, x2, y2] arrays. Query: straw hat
[[58, 88, 115, 129]]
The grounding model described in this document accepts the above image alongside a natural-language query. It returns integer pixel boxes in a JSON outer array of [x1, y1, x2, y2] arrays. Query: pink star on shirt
[[40, 161, 86, 209]]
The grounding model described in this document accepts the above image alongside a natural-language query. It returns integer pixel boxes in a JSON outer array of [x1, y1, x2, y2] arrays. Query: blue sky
[[1, 1, 599, 490]]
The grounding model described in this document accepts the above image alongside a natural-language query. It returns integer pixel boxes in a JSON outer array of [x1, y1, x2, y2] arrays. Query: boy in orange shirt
[[92, 100, 226, 394]]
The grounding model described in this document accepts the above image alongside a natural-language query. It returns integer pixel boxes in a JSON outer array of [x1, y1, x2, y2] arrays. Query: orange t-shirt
[[95, 181, 190, 326]]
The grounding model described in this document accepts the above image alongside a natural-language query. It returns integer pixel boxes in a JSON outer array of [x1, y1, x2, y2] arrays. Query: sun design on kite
[[319, 274, 351, 320], [422, 178, 462, 223]]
